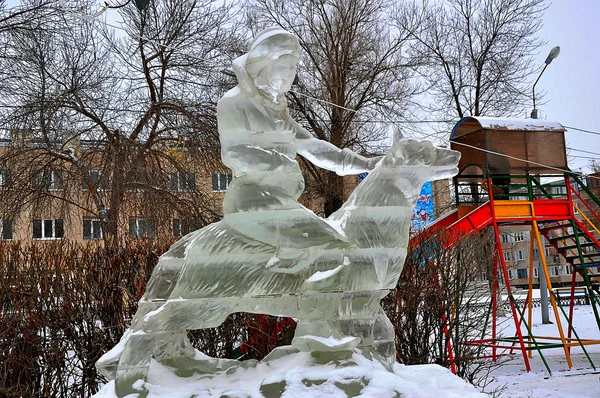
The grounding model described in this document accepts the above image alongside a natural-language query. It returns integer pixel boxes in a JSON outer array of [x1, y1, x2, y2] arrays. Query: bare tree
[[0, 0, 240, 240], [0, 0, 56, 35], [383, 227, 507, 394], [397, 0, 547, 133], [248, 0, 419, 215]]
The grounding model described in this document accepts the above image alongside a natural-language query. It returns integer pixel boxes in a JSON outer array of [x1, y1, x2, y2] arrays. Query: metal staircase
[[427, 172, 600, 374]]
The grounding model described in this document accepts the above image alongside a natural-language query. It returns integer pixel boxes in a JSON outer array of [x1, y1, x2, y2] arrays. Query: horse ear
[[393, 128, 404, 146]]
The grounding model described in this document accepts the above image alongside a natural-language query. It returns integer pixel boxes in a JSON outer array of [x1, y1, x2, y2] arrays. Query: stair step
[[558, 242, 597, 251], [539, 224, 571, 233], [548, 234, 577, 243], [566, 253, 600, 262], [574, 262, 600, 270]]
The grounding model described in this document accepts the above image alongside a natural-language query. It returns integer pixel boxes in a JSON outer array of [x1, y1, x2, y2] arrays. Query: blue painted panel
[[411, 181, 435, 232]]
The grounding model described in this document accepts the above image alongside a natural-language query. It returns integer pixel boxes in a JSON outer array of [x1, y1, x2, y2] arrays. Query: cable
[[6, 7, 600, 174], [564, 125, 600, 137], [566, 147, 600, 157], [568, 155, 599, 161], [449, 140, 600, 181]]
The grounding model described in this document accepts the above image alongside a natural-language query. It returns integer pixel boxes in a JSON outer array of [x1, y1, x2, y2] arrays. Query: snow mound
[[94, 349, 484, 398]]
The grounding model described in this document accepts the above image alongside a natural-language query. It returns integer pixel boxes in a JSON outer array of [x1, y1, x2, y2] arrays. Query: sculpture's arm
[[293, 120, 382, 176], [222, 142, 295, 173]]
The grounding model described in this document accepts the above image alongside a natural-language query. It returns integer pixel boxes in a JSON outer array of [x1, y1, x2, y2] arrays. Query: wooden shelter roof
[[451, 116, 566, 139]]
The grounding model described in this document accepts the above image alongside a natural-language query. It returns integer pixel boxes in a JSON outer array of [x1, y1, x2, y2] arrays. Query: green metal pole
[[550, 291, 596, 370], [570, 219, 600, 330], [509, 293, 553, 375]]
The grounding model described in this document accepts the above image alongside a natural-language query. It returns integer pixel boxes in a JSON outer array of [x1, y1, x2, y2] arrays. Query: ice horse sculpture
[[96, 28, 460, 397]]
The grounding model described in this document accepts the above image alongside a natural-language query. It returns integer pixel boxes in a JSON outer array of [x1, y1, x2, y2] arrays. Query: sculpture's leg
[[99, 297, 236, 397], [291, 291, 396, 369], [103, 294, 305, 397], [364, 306, 397, 369], [113, 330, 196, 397]]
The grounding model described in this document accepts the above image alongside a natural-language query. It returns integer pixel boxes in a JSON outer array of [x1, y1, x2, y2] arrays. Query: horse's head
[[380, 131, 460, 181], [328, 131, 460, 250]]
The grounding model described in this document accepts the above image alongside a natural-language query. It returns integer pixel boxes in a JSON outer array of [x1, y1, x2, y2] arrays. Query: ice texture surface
[[96, 27, 460, 397]]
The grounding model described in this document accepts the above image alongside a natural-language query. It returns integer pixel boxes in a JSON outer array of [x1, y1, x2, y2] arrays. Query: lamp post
[[530, 46, 559, 324], [531, 46, 560, 119]]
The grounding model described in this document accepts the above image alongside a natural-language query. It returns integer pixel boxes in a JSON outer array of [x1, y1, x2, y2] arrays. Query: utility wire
[[60, 6, 600, 139], [566, 147, 600, 156], [449, 140, 600, 181], [564, 125, 600, 137], [8, 5, 600, 178]]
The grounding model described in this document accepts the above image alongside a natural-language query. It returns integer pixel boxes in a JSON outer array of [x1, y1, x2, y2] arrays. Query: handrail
[[570, 183, 600, 226], [531, 175, 553, 199], [573, 202, 600, 237], [570, 173, 600, 209]]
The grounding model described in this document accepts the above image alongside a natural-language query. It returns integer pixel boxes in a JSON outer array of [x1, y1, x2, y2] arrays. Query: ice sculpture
[[96, 27, 461, 397]]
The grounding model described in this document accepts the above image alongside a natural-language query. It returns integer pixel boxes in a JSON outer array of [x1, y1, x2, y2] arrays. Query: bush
[[0, 240, 297, 397]]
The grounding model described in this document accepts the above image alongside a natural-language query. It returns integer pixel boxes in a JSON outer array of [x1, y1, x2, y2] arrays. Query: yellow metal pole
[[574, 203, 600, 236], [532, 219, 573, 368]]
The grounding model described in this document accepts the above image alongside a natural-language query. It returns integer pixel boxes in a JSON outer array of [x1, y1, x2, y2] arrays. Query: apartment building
[[496, 226, 574, 288], [0, 133, 381, 243]]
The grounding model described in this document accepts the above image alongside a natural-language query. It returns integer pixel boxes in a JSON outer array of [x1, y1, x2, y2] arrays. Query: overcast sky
[[535, 0, 600, 172], [4, 0, 599, 172]]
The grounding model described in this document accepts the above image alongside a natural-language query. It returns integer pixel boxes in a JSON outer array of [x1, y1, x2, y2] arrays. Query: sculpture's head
[[233, 28, 301, 100]]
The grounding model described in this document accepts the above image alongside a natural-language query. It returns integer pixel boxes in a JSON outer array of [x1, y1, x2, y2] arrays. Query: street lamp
[[531, 46, 560, 119]]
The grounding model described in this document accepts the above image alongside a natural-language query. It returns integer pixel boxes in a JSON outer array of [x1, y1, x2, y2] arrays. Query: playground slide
[[412, 202, 494, 248]]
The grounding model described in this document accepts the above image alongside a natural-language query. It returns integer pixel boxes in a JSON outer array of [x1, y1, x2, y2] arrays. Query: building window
[[83, 218, 103, 240], [34, 170, 63, 190], [172, 218, 200, 236], [0, 168, 10, 189], [549, 266, 560, 277], [0, 220, 12, 240], [503, 251, 511, 262], [212, 172, 232, 192], [508, 269, 516, 279], [501, 234, 511, 244], [32, 219, 64, 240], [517, 268, 528, 279], [534, 267, 539, 278], [82, 170, 109, 190], [126, 170, 155, 190], [514, 232, 527, 242], [481, 271, 487, 281], [171, 172, 196, 192], [566, 265, 572, 275], [514, 250, 526, 261], [552, 186, 567, 195], [129, 218, 155, 238]]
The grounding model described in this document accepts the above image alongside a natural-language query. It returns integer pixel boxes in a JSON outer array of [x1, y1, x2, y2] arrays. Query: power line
[[568, 154, 599, 161], [564, 125, 600, 137], [449, 140, 600, 181], [7, 5, 600, 175], [566, 147, 600, 156]]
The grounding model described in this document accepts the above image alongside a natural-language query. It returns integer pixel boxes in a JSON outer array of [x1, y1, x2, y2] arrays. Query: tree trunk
[[323, 171, 344, 217]]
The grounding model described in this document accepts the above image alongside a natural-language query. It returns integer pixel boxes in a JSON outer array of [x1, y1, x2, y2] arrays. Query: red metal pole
[[488, 190, 532, 371], [492, 251, 498, 362]]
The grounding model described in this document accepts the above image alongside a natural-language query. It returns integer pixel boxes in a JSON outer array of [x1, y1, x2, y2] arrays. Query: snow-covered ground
[[95, 350, 485, 397], [94, 300, 600, 397], [487, 304, 600, 397]]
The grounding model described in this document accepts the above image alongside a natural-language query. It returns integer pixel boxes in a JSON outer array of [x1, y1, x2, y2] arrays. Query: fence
[[466, 292, 592, 312]]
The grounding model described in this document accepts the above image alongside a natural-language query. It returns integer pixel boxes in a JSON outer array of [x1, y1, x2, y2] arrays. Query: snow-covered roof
[[451, 116, 566, 138]]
